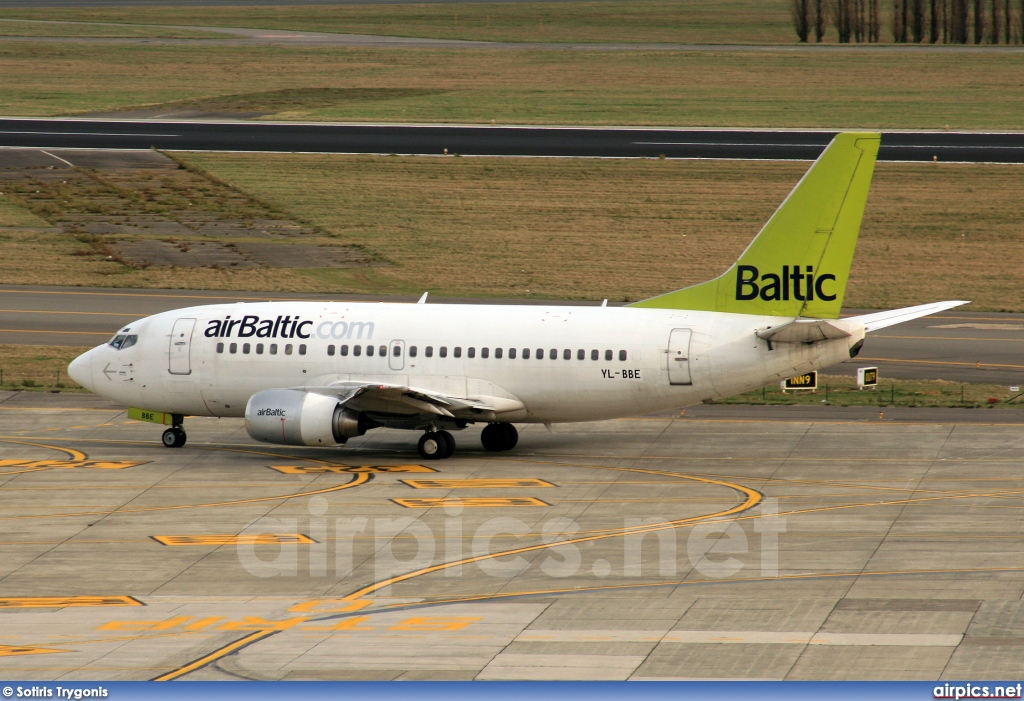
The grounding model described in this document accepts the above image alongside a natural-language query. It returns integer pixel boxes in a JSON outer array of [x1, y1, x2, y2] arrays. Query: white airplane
[[68, 133, 965, 460]]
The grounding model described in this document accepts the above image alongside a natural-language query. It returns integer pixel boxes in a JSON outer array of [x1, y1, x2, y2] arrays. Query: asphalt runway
[[2, 284, 1022, 385], [1, 392, 1023, 680], [2, 120, 1023, 162]]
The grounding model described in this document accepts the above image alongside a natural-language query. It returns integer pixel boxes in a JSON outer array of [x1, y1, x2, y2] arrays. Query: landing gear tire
[[481, 423, 517, 452], [418, 431, 454, 460], [162, 427, 186, 448]]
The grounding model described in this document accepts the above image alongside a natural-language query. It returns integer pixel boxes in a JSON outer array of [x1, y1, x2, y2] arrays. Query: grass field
[[0, 19, 228, 39], [0, 345, 89, 393], [4, 155, 1022, 308], [0, 42, 1022, 128], [718, 374, 1023, 408], [0, 1, 801, 45]]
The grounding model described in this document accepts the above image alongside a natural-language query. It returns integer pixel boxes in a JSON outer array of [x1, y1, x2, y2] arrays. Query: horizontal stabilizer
[[849, 301, 970, 332], [757, 319, 852, 343]]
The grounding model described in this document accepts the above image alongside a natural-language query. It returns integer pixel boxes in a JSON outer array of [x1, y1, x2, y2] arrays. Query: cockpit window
[[109, 334, 138, 350]]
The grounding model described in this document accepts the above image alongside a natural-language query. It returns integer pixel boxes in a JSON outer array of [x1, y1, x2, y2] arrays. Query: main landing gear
[[161, 414, 187, 448], [418, 430, 455, 460], [480, 423, 518, 452]]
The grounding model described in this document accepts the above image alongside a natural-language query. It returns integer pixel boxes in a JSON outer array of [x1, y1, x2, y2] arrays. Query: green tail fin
[[630, 132, 880, 319]]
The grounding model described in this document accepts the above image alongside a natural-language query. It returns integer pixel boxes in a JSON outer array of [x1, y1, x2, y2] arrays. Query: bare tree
[[1005, 0, 1012, 41], [992, 0, 1002, 41], [834, 0, 853, 41], [975, 0, 985, 41], [893, 0, 906, 39], [814, 0, 828, 40], [911, 0, 926, 39], [952, 0, 969, 41], [930, 0, 941, 40], [792, 0, 811, 41], [871, 0, 882, 39]]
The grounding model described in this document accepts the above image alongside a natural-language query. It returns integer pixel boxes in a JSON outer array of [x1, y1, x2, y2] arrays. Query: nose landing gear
[[161, 414, 187, 448], [418, 430, 455, 460]]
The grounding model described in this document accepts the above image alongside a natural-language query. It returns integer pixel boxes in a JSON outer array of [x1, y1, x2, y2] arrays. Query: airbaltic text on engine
[[204, 316, 374, 340], [735, 265, 837, 302]]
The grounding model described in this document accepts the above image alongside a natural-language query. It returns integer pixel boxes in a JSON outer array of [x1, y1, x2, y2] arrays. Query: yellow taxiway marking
[[400, 478, 555, 489], [0, 645, 69, 656], [0, 309, 141, 316], [151, 629, 275, 682], [269, 464, 436, 474], [392, 497, 551, 508], [152, 534, 315, 546], [858, 356, 1024, 369], [0, 328, 109, 336], [0, 596, 142, 609], [0, 459, 145, 470]]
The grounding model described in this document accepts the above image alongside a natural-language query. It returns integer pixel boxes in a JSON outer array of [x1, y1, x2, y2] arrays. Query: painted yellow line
[[0, 309, 140, 316], [858, 356, 1024, 369], [0, 328, 109, 335], [344, 467, 761, 600], [269, 464, 436, 474], [0, 439, 87, 462], [0, 645, 68, 657], [0, 596, 142, 608], [152, 533, 315, 546], [401, 478, 555, 489], [392, 497, 550, 508], [873, 335, 1024, 341], [152, 629, 276, 682]]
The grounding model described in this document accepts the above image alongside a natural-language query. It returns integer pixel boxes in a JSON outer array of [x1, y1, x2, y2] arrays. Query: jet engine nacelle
[[244, 389, 372, 446]]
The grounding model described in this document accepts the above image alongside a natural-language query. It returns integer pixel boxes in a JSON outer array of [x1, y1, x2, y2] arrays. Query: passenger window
[[468, 347, 476, 359], [577, 349, 585, 360], [549, 348, 558, 360], [440, 346, 448, 358], [299, 344, 307, 355], [285, 344, 293, 355], [494, 348, 502, 359], [619, 350, 627, 361], [523, 348, 530, 360], [256, 343, 264, 355], [425, 346, 433, 358], [605, 349, 613, 361], [229, 343, 237, 354], [591, 349, 599, 361], [409, 346, 417, 358], [536, 348, 543, 360], [340, 345, 349, 356], [454, 347, 462, 359], [367, 345, 374, 357], [508, 348, 516, 359], [121, 335, 138, 350], [243, 343, 250, 354], [482, 347, 490, 359], [216, 342, 224, 354], [393, 345, 402, 356], [354, 345, 362, 357], [379, 345, 386, 356], [327, 345, 335, 356], [563, 349, 571, 360], [270, 344, 278, 355]]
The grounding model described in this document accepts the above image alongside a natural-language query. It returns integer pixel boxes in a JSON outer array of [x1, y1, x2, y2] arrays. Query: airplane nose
[[68, 350, 93, 390]]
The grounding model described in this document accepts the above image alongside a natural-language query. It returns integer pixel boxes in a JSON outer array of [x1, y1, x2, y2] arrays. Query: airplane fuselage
[[72, 300, 862, 423]]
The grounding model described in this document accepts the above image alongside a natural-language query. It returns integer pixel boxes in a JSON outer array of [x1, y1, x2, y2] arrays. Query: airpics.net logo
[[234, 495, 787, 590], [204, 315, 375, 341], [735, 264, 838, 302]]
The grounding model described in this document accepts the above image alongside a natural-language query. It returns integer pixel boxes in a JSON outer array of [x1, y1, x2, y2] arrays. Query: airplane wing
[[295, 381, 525, 420], [848, 300, 970, 332]]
